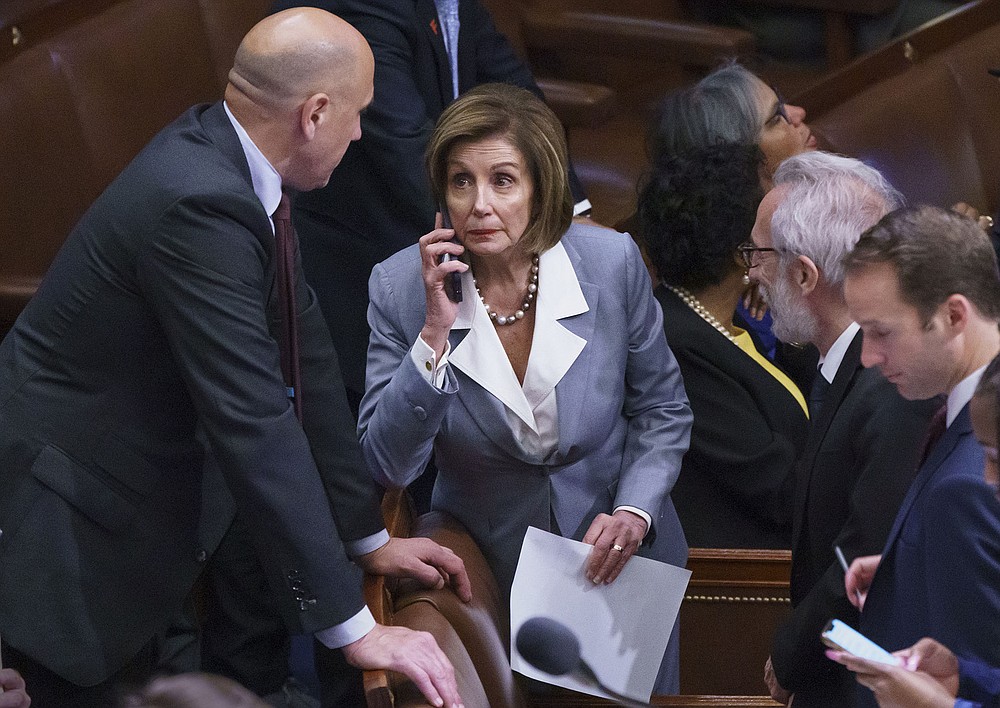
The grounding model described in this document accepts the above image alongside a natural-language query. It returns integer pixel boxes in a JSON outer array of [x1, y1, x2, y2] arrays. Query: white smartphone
[[821, 619, 900, 665]]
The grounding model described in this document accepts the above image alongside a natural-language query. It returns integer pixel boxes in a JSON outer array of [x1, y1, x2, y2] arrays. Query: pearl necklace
[[473, 254, 539, 326], [667, 284, 738, 344]]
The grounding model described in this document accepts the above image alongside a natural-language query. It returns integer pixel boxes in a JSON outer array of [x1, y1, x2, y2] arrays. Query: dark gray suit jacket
[[771, 331, 936, 707], [0, 102, 382, 686]]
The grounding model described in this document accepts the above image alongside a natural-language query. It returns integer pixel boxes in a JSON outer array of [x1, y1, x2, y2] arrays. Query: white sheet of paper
[[509, 526, 691, 701]]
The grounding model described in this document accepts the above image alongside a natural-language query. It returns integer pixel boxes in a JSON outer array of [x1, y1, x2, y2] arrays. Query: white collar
[[818, 322, 861, 384], [224, 101, 283, 224], [948, 364, 988, 428], [449, 241, 588, 431]]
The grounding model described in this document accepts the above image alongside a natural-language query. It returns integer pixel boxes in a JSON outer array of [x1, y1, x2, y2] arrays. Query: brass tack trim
[[903, 41, 919, 63], [684, 594, 790, 604], [11, 26, 23, 47]]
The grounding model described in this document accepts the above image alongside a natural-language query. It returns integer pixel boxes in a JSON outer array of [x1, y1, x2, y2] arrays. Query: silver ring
[[979, 214, 995, 230], [611, 544, 624, 553]]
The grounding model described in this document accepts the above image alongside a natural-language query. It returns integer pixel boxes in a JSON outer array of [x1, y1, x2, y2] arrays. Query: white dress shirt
[[948, 364, 988, 428], [818, 321, 861, 385]]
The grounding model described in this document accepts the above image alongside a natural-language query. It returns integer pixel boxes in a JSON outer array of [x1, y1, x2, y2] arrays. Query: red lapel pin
[[430, 18, 439, 35]]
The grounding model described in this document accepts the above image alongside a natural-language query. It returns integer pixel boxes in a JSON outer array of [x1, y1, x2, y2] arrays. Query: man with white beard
[[748, 151, 937, 708]]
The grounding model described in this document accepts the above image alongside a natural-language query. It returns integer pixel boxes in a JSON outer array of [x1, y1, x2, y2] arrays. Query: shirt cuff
[[614, 505, 651, 538], [314, 606, 377, 649], [344, 528, 391, 558], [954, 700, 982, 708], [410, 335, 451, 388], [573, 199, 593, 217]]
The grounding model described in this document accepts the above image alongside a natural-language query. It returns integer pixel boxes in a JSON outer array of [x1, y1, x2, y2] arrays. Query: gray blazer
[[358, 223, 692, 592]]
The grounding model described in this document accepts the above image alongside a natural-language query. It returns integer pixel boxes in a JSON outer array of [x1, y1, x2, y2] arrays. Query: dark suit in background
[[770, 331, 936, 708], [656, 286, 808, 548], [857, 404, 1000, 708], [0, 102, 382, 705], [269, 0, 585, 406]]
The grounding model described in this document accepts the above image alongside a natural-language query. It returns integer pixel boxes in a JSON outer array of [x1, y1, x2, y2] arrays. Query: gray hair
[[651, 63, 765, 157], [770, 151, 903, 286]]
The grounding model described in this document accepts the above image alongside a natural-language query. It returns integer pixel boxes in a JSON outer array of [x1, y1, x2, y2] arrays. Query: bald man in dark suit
[[0, 10, 466, 707]]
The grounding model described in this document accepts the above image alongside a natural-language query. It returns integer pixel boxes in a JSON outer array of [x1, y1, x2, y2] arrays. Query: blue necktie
[[434, 0, 460, 99]]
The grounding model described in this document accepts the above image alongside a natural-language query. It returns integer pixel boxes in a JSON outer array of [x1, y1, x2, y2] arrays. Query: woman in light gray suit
[[358, 83, 692, 692]]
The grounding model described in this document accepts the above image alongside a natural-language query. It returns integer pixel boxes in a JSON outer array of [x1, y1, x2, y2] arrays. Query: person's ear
[[794, 254, 820, 296], [299, 93, 330, 140], [943, 293, 972, 330]]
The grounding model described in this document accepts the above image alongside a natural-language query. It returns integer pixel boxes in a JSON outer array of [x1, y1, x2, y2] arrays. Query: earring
[[742, 271, 751, 286]]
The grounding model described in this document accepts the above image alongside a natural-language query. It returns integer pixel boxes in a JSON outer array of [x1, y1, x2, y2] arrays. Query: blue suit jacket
[[955, 656, 1000, 707], [358, 224, 692, 593], [858, 404, 1000, 708]]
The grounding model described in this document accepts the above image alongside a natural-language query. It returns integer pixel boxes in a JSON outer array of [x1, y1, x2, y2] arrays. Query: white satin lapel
[[522, 243, 588, 410], [450, 289, 537, 431]]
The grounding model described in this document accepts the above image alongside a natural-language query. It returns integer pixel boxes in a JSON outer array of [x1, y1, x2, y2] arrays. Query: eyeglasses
[[771, 85, 790, 124], [738, 242, 780, 269]]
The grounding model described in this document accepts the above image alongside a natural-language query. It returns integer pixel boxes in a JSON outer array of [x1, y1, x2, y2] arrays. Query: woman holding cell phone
[[359, 82, 692, 694]]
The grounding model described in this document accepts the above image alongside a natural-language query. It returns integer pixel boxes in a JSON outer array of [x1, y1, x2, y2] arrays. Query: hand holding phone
[[822, 619, 899, 665], [438, 204, 462, 303]]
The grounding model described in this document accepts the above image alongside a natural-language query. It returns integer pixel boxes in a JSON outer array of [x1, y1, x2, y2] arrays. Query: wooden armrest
[[521, 9, 755, 66], [536, 77, 616, 128], [361, 568, 395, 707], [686, 547, 792, 583], [362, 488, 414, 707]]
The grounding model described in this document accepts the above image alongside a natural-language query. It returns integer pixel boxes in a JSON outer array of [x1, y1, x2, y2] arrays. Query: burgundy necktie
[[273, 191, 303, 423], [918, 404, 948, 466]]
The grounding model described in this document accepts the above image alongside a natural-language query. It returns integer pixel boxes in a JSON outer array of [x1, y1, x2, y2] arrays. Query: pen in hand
[[835, 545, 864, 606]]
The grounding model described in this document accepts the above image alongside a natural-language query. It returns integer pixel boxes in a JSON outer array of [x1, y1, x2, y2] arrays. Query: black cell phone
[[439, 203, 463, 303]]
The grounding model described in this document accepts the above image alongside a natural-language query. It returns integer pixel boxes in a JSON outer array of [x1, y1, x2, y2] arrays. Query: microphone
[[515, 617, 650, 707]]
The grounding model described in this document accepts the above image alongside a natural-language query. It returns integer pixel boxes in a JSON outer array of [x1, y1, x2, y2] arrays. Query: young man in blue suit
[[0, 9, 467, 707], [839, 205, 1000, 708]]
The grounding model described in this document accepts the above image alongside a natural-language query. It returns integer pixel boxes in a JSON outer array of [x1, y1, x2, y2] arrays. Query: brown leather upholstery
[[480, 0, 616, 130], [393, 512, 527, 708], [390, 602, 491, 708], [0, 0, 270, 336], [799, 0, 1000, 213]]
